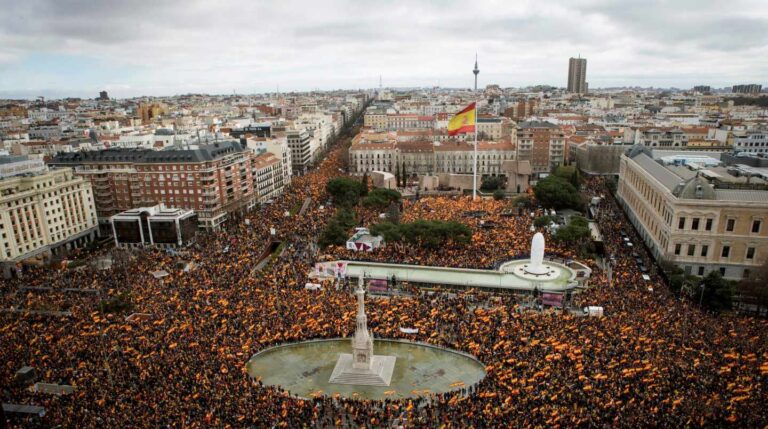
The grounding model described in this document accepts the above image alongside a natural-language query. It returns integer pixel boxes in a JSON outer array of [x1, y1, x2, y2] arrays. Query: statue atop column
[[329, 275, 396, 386], [351, 276, 374, 370]]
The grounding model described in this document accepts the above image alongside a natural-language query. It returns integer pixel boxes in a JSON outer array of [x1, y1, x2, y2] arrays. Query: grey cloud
[[0, 0, 766, 95]]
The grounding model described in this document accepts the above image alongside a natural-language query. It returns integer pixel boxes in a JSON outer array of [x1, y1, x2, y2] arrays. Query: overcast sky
[[1, 0, 767, 99]]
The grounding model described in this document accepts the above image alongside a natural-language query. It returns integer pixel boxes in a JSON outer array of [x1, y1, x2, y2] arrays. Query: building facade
[[0, 162, 98, 272], [51, 141, 284, 229], [363, 113, 435, 131], [617, 147, 768, 280], [732, 84, 762, 94], [732, 130, 768, 155], [567, 57, 588, 94], [349, 135, 516, 177], [516, 121, 566, 175], [287, 128, 314, 175], [111, 204, 198, 248]]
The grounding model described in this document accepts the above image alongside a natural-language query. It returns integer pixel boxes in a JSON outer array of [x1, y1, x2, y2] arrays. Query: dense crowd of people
[[1, 138, 767, 427]]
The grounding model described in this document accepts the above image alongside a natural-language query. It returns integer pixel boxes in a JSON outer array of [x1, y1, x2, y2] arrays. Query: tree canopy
[[699, 271, 734, 312], [533, 175, 582, 210], [371, 220, 472, 249], [326, 177, 365, 207], [318, 208, 357, 248], [362, 188, 401, 209], [553, 215, 590, 244], [481, 176, 505, 191], [553, 165, 581, 188]]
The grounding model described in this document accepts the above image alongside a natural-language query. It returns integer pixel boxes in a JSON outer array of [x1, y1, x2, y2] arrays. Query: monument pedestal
[[329, 354, 396, 386]]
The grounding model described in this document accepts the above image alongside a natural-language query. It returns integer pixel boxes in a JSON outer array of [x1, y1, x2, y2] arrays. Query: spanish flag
[[447, 102, 476, 136]]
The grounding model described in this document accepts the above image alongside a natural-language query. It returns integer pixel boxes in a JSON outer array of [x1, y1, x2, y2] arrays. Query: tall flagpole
[[472, 101, 478, 200], [472, 54, 480, 200]]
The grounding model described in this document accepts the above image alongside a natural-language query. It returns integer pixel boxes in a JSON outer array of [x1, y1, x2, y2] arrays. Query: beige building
[[349, 131, 516, 177], [363, 113, 435, 131], [0, 159, 98, 273], [618, 147, 768, 280]]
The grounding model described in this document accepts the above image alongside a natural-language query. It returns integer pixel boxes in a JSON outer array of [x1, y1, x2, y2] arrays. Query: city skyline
[[1, 0, 767, 99]]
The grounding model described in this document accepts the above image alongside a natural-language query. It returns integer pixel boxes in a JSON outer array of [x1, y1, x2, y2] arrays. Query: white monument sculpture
[[329, 277, 396, 386], [524, 232, 549, 275]]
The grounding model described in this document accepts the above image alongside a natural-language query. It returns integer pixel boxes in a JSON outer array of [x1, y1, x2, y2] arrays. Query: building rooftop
[[627, 145, 768, 201], [52, 140, 245, 164]]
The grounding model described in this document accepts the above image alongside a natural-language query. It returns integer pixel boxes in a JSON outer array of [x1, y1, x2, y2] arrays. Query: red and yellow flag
[[447, 102, 476, 136]]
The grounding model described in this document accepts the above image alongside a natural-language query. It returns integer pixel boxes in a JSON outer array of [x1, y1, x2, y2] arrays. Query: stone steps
[[328, 372, 390, 386]]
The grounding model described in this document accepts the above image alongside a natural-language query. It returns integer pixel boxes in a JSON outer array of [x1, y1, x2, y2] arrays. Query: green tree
[[362, 188, 402, 209], [735, 260, 768, 316], [370, 220, 471, 249], [493, 189, 505, 200], [533, 175, 582, 210], [386, 201, 401, 225], [553, 165, 580, 187], [513, 195, 533, 208], [361, 172, 369, 196], [481, 176, 505, 191], [534, 215, 555, 228], [699, 271, 734, 312], [318, 221, 348, 248], [553, 216, 590, 246], [395, 163, 401, 189], [318, 208, 357, 248], [326, 177, 365, 207], [401, 162, 407, 187], [370, 221, 403, 242]]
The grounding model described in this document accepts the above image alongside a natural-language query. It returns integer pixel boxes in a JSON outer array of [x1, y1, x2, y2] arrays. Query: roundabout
[[245, 338, 486, 400]]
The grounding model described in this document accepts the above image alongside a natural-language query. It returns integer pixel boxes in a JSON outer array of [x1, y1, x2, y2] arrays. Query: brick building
[[51, 141, 284, 230], [516, 121, 566, 175]]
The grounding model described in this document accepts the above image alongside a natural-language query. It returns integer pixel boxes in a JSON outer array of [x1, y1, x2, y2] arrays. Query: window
[[674, 243, 682, 255], [743, 269, 751, 279], [705, 219, 712, 231], [678, 217, 686, 229], [752, 220, 762, 233], [726, 219, 735, 232], [687, 245, 695, 256], [721, 246, 730, 258], [719, 267, 726, 276], [746, 247, 755, 259], [701, 245, 709, 257], [697, 267, 705, 276], [692, 218, 700, 230]]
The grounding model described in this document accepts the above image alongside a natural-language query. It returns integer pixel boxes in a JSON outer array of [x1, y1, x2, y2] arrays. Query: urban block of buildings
[[51, 141, 285, 230], [618, 146, 768, 280], [0, 155, 98, 275]]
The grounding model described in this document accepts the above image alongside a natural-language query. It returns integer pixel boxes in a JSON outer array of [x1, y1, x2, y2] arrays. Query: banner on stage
[[542, 293, 563, 307]]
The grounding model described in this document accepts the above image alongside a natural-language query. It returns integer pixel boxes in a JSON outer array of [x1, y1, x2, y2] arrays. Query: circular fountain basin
[[246, 339, 486, 400]]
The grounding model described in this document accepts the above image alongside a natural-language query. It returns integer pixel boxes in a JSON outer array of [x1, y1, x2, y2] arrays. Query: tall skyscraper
[[473, 54, 479, 91], [567, 57, 588, 94]]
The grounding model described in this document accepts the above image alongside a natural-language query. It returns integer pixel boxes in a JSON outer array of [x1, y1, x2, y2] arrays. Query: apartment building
[[287, 128, 314, 175], [516, 121, 566, 175], [617, 146, 768, 280], [732, 130, 768, 155], [0, 157, 98, 274], [51, 141, 284, 229], [623, 127, 689, 148]]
